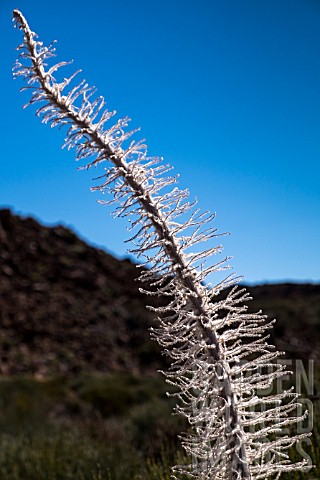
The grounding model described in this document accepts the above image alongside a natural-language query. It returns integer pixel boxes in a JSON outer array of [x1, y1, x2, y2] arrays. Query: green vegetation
[[0, 371, 317, 479], [0, 430, 187, 480], [0, 374, 188, 479]]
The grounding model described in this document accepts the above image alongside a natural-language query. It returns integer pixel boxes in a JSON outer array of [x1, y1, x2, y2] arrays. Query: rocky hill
[[0, 208, 319, 377], [0, 208, 163, 376]]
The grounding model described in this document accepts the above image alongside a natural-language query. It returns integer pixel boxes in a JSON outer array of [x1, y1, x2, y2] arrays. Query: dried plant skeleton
[[13, 9, 311, 479]]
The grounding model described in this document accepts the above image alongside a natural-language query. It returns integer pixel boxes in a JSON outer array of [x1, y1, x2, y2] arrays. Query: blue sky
[[1, 0, 319, 284]]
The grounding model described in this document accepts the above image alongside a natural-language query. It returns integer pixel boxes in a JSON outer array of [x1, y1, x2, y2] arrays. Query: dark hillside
[[0, 208, 319, 377], [248, 282, 320, 362], [0, 208, 162, 376]]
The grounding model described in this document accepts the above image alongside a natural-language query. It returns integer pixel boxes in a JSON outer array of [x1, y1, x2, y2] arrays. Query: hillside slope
[[0, 208, 319, 376], [0, 208, 163, 376]]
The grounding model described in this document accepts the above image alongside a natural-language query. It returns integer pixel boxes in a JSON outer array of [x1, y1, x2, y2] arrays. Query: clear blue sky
[[1, 0, 319, 284]]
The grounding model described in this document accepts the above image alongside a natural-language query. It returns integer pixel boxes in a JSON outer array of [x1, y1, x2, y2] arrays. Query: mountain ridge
[[0, 208, 319, 377]]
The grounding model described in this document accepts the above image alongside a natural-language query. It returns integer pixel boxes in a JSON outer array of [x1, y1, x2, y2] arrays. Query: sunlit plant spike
[[13, 9, 311, 479]]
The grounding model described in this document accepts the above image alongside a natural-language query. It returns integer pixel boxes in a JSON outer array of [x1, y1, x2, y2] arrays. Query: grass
[[0, 371, 317, 479], [0, 429, 188, 479], [0, 373, 188, 479]]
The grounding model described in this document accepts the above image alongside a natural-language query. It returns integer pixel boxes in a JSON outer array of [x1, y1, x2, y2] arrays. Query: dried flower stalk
[[13, 9, 311, 479]]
